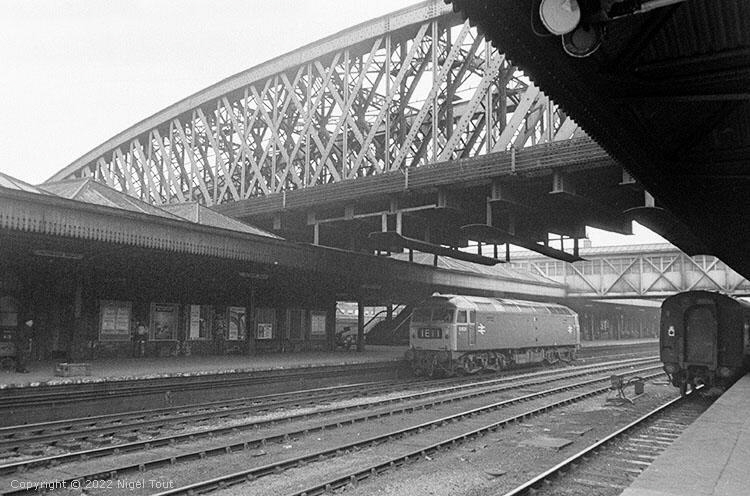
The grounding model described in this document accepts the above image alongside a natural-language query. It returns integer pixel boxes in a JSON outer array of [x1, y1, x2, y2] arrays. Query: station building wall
[[0, 261, 337, 362]]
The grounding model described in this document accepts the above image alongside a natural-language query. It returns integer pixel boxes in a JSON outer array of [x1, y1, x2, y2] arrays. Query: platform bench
[[55, 362, 92, 377]]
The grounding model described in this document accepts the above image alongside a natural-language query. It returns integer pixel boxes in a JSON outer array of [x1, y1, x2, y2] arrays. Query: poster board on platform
[[227, 306, 246, 341], [310, 311, 327, 339], [256, 323, 272, 340], [187, 304, 211, 340], [255, 307, 275, 340], [151, 303, 179, 341], [99, 300, 132, 341]]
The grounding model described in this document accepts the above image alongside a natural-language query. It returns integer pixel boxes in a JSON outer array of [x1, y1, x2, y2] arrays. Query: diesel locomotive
[[660, 290, 750, 395], [406, 294, 580, 377]]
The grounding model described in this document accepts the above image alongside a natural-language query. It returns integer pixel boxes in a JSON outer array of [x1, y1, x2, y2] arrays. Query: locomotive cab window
[[457, 311, 468, 324], [436, 309, 454, 323]]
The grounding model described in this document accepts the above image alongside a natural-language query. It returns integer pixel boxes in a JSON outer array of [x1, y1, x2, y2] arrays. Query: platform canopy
[[0, 183, 566, 304], [446, 0, 750, 278]]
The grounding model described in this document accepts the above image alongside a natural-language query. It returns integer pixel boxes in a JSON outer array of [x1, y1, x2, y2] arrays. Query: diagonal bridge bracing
[[47, 1, 657, 263], [49, 1, 584, 206]]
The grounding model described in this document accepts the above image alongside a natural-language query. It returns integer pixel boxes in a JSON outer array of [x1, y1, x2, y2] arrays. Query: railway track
[[0, 341, 656, 412], [0, 347, 659, 428], [0, 362, 401, 411], [0, 379, 400, 449], [0, 356, 656, 447], [0, 358, 663, 495], [151, 369, 667, 496], [500, 387, 712, 496], [0, 357, 656, 459]]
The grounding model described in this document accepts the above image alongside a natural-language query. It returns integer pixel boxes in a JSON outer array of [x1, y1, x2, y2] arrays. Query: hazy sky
[[0, 0, 668, 246], [0, 0, 411, 184]]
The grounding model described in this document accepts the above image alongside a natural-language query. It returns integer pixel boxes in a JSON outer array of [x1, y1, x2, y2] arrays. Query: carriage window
[[457, 311, 468, 323], [436, 309, 454, 323], [412, 308, 432, 323], [470, 310, 476, 323]]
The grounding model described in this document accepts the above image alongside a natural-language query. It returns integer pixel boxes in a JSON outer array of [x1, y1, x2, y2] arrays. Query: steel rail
[[0, 355, 654, 442], [0, 362, 396, 408], [3, 366, 662, 495], [0, 360, 654, 488], [0, 357, 657, 457], [153, 370, 666, 496], [499, 385, 705, 496], [0, 379, 395, 440], [0, 343, 641, 408]]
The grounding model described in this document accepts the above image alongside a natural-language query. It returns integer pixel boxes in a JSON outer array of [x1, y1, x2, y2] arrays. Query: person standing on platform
[[134, 322, 148, 358], [214, 325, 225, 355], [14, 319, 32, 373]]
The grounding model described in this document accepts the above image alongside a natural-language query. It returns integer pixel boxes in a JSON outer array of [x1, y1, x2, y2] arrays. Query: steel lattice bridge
[[48, 1, 659, 264]]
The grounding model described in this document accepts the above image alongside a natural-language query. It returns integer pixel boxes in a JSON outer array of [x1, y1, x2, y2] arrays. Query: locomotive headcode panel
[[410, 301, 456, 351], [417, 327, 443, 339], [407, 295, 580, 377]]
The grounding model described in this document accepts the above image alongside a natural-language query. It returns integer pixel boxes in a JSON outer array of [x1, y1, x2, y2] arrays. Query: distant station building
[[0, 174, 339, 361], [565, 299, 660, 341]]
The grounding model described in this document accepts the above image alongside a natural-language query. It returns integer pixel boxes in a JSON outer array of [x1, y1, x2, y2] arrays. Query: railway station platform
[[0, 338, 656, 389], [0, 346, 408, 389], [621, 373, 750, 496], [580, 338, 656, 348]]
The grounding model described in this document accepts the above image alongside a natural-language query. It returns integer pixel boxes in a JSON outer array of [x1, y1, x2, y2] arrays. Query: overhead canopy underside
[[446, 0, 750, 278]]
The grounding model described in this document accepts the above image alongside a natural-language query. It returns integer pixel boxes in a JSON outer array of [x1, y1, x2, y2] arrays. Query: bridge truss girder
[[51, 3, 580, 210], [47, 1, 675, 265]]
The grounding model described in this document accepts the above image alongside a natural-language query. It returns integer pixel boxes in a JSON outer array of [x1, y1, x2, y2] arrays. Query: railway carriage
[[660, 290, 750, 394], [406, 295, 580, 377]]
